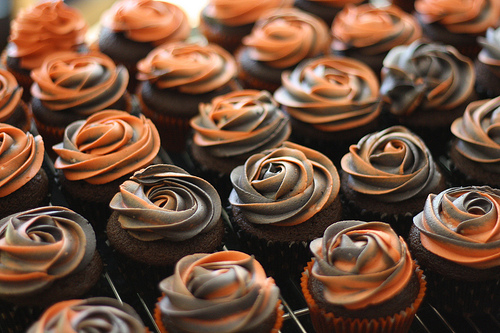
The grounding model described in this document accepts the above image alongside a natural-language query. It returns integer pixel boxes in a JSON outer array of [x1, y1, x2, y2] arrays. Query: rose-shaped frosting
[[241, 8, 330, 68], [190, 90, 291, 157], [229, 141, 339, 226], [30, 51, 129, 116], [380, 40, 475, 116], [478, 27, 500, 78], [415, 0, 499, 34], [413, 186, 500, 269], [109, 164, 222, 242], [0, 69, 23, 123], [158, 251, 280, 333], [341, 126, 443, 203], [450, 97, 500, 173], [274, 56, 381, 132], [0, 206, 96, 296], [0, 124, 44, 197], [310, 221, 415, 310], [100, 0, 190, 45], [53, 110, 160, 184], [137, 42, 237, 94], [331, 4, 422, 56], [7, 0, 88, 69], [27, 297, 146, 333]]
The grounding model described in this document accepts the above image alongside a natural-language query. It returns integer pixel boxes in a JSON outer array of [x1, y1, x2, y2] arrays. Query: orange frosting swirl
[[450, 97, 500, 173], [191, 90, 291, 157], [310, 221, 415, 310], [413, 186, 500, 269], [53, 110, 160, 185], [478, 27, 500, 78], [332, 4, 422, 56], [0, 124, 44, 197], [242, 8, 330, 68], [415, 0, 499, 34], [7, 0, 88, 69], [0, 69, 23, 123], [341, 126, 443, 202], [137, 42, 237, 94], [274, 56, 381, 132], [158, 251, 280, 332], [30, 51, 129, 116], [229, 141, 340, 226], [100, 0, 190, 45], [0, 206, 96, 297]]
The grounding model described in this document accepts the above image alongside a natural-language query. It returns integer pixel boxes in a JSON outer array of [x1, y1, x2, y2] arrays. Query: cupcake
[[340, 126, 447, 237], [229, 141, 342, 276], [154, 251, 284, 333], [475, 27, 500, 98], [30, 51, 131, 159], [0, 124, 49, 220], [0, 206, 103, 307], [97, 0, 191, 93], [449, 97, 500, 188], [294, 0, 366, 26], [330, 4, 422, 75], [236, 7, 330, 93], [136, 41, 237, 152], [302, 220, 426, 333], [0, 69, 31, 132], [409, 186, 500, 314]]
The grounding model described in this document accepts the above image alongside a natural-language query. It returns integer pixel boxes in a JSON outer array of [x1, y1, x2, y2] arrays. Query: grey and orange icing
[[478, 27, 500, 78], [0, 69, 23, 123]]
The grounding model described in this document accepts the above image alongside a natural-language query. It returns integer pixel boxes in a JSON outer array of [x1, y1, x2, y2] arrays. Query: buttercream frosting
[[478, 27, 500, 78], [0, 69, 23, 123]]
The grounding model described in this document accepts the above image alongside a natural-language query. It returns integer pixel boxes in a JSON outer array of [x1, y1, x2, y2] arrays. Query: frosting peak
[[0, 69, 23, 123]]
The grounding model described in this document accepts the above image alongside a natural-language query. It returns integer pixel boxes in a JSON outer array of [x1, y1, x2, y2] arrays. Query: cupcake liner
[[198, 19, 248, 53], [1, 51, 33, 102], [0, 303, 44, 333], [473, 60, 500, 99]]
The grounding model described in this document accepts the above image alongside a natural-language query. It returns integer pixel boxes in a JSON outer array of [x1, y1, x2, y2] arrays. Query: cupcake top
[[229, 141, 340, 226], [413, 186, 500, 269], [0, 69, 23, 123], [310, 220, 415, 310], [340, 126, 443, 203], [137, 42, 237, 94], [331, 4, 422, 56], [241, 7, 330, 69], [109, 164, 222, 242], [30, 51, 129, 116], [100, 0, 190, 45], [380, 40, 475, 116], [53, 110, 161, 184], [0, 206, 96, 297], [273, 56, 381, 132], [157, 251, 281, 332], [7, 0, 88, 69], [27, 297, 147, 333], [0, 124, 44, 198], [190, 89, 291, 158], [450, 97, 500, 173], [477, 26, 500, 75]]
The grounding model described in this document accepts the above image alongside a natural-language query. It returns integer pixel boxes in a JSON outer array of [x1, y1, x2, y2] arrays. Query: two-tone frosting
[[478, 27, 500, 78], [158, 251, 280, 332], [191, 90, 291, 157], [229, 141, 339, 226], [274, 56, 381, 132], [310, 221, 415, 310], [137, 42, 237, 94], [100, 0, 190, 45], [380, 40, 475, 116], [450, 97, 500, 173], [53, 110, 160, 184], [0, 124, 44, 197], [109, 164, 221, 242], [7, 0, 88, 69], [341, 126, 443, 202], [242, 8, 330, 68], [30, 51, 129, 116], [0, 69, 23, 123], [0, 206, 96, 296], [413, 186, 500, 269]]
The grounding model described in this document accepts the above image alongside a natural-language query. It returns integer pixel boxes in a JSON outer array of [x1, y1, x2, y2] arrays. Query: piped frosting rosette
[[478, 27, 500, 78], [274, 56, 381, 132], [341, 126, 443, 203], [156, 251, 282, 333], [191, 90, 291, 157], [0, 206, 96, 297], [0, 69, 23, 123], [229, 141, 339, 226], [109, 164, 221, 242], [53, 110, 160, 184]]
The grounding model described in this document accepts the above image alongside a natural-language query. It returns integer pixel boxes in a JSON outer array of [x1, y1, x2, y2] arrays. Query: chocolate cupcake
[[475, 27, 500, 98], [294, 0, 366, 26], [0, 69, 32, 132]]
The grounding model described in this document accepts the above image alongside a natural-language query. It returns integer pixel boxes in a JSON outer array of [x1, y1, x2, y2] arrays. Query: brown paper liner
[[301, 260, 427, 333]]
